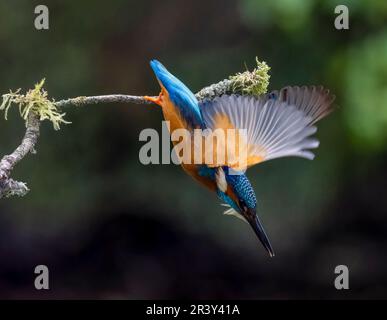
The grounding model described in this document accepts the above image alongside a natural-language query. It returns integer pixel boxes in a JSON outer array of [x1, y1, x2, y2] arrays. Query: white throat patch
[[215, 167, 227, 192]]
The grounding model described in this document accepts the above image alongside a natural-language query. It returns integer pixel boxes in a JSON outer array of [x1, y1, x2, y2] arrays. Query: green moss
[[229, 57, 271, 96], [0, 79, 70, 130]]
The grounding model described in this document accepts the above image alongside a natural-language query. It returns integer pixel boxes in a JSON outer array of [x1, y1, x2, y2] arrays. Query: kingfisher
[[144, 60, 334, 257]]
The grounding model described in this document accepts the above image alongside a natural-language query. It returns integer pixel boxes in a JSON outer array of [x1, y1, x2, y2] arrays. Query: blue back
[[225, 169, 257, 209], [198, 166, 257, 210], [150, 60, 204, 128]]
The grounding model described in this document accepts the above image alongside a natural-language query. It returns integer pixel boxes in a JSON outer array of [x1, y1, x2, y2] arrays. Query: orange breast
[[160, 92, 216, 191], [162, 98, 188, 134]]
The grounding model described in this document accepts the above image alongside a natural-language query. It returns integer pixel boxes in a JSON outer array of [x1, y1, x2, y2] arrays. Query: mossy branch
[[0, 79, 69, 130], [196, 57, 270, 100], [229, 57, 270, 96], [0, 57, 270, 199]]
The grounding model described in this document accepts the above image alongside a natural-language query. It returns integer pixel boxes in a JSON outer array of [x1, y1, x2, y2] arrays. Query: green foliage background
[[0, 0, 386, 298]]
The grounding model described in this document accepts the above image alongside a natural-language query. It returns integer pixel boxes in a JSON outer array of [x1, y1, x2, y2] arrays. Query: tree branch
[[0, 58, 270, 199], [0, 113, 40, 198], [54, 94, 153, 108], [0, 95, 157, 199]]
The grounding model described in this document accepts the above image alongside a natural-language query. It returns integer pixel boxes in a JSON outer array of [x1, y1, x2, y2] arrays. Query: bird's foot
[[144, 92, 162, 106]]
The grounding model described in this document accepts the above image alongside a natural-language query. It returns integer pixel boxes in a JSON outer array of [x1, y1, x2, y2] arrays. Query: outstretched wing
[[266, 86, 335, 125], [199, 86, 335, 170]]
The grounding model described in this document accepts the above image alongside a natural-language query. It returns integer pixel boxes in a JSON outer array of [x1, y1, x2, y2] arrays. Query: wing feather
[[199, 86, 335, 169]]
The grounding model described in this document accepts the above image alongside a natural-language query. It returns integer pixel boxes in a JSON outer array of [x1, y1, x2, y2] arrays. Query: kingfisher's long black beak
[[244, 208, 275, 257]]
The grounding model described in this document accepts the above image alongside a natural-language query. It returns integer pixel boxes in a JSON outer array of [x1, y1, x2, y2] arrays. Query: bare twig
[[54, 94, 153, 108]]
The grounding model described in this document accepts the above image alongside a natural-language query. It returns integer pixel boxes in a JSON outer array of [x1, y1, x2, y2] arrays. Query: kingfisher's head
[[145, 59, 199, 110], [215, 167, 274, 257]]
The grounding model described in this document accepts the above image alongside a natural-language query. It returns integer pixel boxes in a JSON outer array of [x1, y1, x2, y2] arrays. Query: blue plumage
[[146, 60, 334, 257], [150, 60, 204, 128], [198, 165, 257, 211], [147, 59, 276, 257], [197, 165, 216, 179], [224, 169, 257, 209], [150, 61, 257, 213], [217, 190, 240, 211]]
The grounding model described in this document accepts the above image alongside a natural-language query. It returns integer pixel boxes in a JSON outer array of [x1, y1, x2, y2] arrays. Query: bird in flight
[[144, 60, 335, 257]]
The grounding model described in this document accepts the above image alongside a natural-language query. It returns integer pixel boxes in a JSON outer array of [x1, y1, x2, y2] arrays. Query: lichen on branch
[[195, 57, 270, 100], [229, 57, 270, 96], [0, 79, 69, 130]]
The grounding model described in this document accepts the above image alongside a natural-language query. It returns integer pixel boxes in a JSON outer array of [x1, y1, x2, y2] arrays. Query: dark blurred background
[[0, 0, 386, 299]]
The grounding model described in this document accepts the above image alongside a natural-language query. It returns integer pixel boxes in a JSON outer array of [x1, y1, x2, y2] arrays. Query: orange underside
[[150, 85, 265, 191]]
